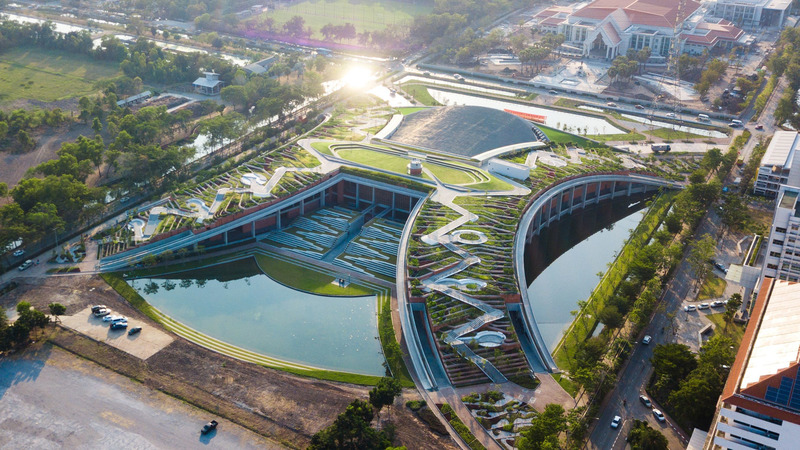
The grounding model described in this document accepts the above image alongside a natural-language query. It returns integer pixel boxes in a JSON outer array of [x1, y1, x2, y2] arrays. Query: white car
[[711, 300, 726, 308], [93, 308, 110, 317], [642, 335, 652, 345], [18, 260, 33, 271], [12, 249, 25, 257], [652, 408, 666, 422], [684, 305, 697, 312], [103, 315, 125, 323], [699, 302, 710, 310], [666, 112, 677, 118], [611, 415, 622, 428]]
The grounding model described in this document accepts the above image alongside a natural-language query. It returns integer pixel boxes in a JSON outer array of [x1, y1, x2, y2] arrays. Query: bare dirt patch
[[0, 122, 96, 188], [4, 274, 456, 449]]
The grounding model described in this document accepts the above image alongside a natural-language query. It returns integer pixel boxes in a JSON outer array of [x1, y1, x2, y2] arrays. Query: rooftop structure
[[192, 72, 223, 96], [754, 131, 800, 197], [116, 90, 153, 107], [532, 0, 745, 58], [706, 277, 800, 449], [387, 106, 544, 159], [244, 56, 278, 75]]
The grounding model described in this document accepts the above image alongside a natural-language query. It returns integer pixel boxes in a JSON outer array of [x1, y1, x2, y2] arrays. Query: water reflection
[[130, 258, 384, 375]]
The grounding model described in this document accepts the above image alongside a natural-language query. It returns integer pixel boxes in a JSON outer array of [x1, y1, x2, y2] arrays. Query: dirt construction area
[[0, 274, 457, 448]]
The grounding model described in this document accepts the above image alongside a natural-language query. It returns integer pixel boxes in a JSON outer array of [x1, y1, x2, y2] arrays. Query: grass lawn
[[254, 253, 374, 296], [648, 128, 706, 140], [0, 46, 121, 104], [588, 131, 647, 142], [698, 273, 727, 301], [553, 373, 578, 397], [469, 176, 513, 191], [250, 0, 431, 39], [538, 124, 607, 149], [337, 147, 478, 185], [706, 313, 746, 346], [401, 84, 441, 106], [311, 141, 334, 155], [397, 106, 428, 115]]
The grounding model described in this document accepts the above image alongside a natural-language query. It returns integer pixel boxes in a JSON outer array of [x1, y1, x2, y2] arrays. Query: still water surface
[[129, 258, 385, 376], [525, 200, 648, 351]]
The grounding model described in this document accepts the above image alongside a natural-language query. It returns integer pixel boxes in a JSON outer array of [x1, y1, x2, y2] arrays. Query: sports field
[[252, 0, 431, 38], [0, 47, 121, 104]]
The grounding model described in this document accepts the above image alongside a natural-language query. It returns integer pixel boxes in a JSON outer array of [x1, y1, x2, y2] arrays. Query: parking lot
[[60, 306, 174, 360]]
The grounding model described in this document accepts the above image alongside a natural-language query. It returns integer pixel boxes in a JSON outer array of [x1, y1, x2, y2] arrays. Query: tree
[[309, 399, 391, 450], [369, 377, 402, 420], [650, 343, 697, 399], [517, 404, 567, 450], [92, 117, 103, 135], [627, 419, 668, 450], [688, 234, 716, 290], [48, 302, 66, 323], [220, 85, 249, 111], [211, 37, 224, 49], [719, 192, 748, 232], [724, 293, 743, 325]]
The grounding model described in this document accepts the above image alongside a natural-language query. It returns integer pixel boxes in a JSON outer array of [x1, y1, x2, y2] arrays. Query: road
[[588, 209, 724, 449], [0, 345, 280, 449]]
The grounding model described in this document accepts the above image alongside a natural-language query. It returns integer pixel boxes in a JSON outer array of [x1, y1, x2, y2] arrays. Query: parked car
[[699, 302, 710, 310], [91, 305, 107, 313], [635, 104, 645, 109], [665, 112, 677, 118], [606, 102, 617, 107], [548, 89, 558, 95], [12, 249, 25, 257], [18, 260, 33, 271], [94, 308, 110, 317], [714, 262, 728, 273], [642, 335, 652, 345], [110, 321, 128, 330], [128, 326, 142, 336], [652, 409, 666, 422], [102, 315, 124, 323], [755, 124, 764, 130], [201, 420, 218, 434], [639, 395, 652, 408], [684, 304, 697, 312], [711, 300, 726, 308], [611, 415, 621, 428]]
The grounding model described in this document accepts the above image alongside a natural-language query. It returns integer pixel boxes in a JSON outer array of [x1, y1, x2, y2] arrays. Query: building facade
[[532, 0, 746, 59], [706, 278, 800, 449], [754, 131, 800, 198], [707, 0, 791, 29]]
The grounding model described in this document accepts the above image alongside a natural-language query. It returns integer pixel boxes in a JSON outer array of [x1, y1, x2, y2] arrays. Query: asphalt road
[[0, 345, 280, 449], [588, 210, 724, 449]]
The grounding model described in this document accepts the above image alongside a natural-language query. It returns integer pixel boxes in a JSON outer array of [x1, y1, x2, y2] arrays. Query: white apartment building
[[754, 131, 800, 198], [706, 278, 800, 449], [760, 186, 800, 280]]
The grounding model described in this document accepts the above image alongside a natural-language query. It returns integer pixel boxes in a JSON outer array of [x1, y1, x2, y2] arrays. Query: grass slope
[[0, 47, 120, 104]]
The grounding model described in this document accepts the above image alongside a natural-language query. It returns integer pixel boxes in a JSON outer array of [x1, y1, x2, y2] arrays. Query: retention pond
[[524, 198, 649, 351], [128, 257, 385, 376]]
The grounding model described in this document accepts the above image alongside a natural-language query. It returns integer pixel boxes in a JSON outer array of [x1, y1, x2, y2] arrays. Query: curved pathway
[[419, 190, 509, 384]]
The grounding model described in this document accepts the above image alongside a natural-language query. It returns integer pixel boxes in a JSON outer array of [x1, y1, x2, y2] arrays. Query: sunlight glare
[[342, 66, 373, 89]]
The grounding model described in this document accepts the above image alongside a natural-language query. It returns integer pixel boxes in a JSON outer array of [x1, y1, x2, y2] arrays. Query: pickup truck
[[201, 420, 218, 434]]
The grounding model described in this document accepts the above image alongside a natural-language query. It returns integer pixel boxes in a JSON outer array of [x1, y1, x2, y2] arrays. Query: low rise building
[[531, 0, 747, 59], [192, 72, 223, 96], [705, 277, 800, 449], [706, 0, 791, 29]]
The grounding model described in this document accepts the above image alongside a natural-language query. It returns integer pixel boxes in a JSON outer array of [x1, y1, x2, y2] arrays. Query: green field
[[252, 0, 432, 39], [0, 47, 121, 104], [337, 147, 482, 185], [648, 127, 707, 140], [401, 84, 442, 106]]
